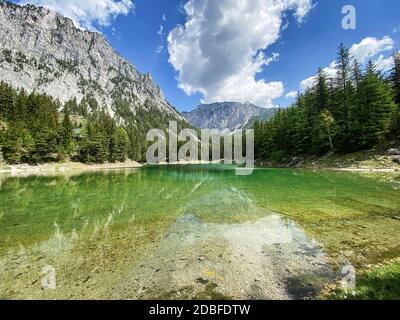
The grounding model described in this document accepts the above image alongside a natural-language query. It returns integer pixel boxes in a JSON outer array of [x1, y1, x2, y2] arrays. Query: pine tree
[[112, 128, 129, 162], [336, 44, 352, 92], [2, 125, 23, 164], [61, 111, 73, 153], [78, 123, 108, 163], [78, 97, 88, 116], [355, 67, 397, 148], [390, 51, 400, 133], [32, 128, 60, 163], [352, 60, 363, 89], [393, 51, 400, 106], [64, 97, 78, 115], [315, 68, 330, 113], [335, 44, 356, 151], [0, 81, 15, 121]]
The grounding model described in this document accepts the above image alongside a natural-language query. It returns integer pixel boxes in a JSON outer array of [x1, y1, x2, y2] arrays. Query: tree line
[[0, 84, 130, 164], [254, 45, 400, 162]]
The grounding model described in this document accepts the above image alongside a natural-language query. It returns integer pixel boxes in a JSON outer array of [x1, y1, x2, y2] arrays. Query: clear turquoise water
[[0, 165, 399, 299]]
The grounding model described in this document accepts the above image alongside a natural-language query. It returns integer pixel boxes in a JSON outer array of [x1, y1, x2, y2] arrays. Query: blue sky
[[15, 0, 400, 112]]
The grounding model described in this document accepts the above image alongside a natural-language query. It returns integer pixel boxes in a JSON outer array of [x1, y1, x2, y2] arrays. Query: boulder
[[289, 157, 304, 168], [387, 148, 400, 156]]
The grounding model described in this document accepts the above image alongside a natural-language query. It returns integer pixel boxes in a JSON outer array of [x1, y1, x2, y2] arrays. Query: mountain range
[[183, 102, 280, 133], [0, 2, 277, 140], [0, 2, 185, 128]]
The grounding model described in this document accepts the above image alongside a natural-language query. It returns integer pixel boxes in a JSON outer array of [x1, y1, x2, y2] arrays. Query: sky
[[14, 0, 400, 112]]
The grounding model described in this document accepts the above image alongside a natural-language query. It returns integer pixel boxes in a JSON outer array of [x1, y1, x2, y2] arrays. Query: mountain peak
[[0, 1, 184, 123], [183, 102, 280, 132]]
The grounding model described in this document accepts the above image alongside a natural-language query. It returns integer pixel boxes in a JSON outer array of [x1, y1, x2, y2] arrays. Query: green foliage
[[77, 123, 108, 164], [254, 44, 400, 162], [0, 80, 179, 164], [353, 68, 397, 149], [61, 111, 73, 153], [110, 127, 129, 162], [391, 51, 400, 133], [30, 128, 60, 163], [2, 49, 12, 63]]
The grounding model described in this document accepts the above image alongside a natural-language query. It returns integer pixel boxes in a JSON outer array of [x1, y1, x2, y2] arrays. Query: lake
[[0, 165, 399, 299]]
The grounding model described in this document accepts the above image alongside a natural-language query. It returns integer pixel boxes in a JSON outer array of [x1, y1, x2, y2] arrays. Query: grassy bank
[[329, 259, 400, 300], [257, 150, 400, 172]]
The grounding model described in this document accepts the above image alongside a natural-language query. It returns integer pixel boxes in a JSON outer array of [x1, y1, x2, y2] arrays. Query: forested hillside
[[254, 45, 400, 162], [0, 84, 186, 164], [0, 2, 188, 165]]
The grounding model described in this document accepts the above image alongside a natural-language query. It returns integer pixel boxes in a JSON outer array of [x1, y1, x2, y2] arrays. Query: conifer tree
[[61, 111, 73, 153], [352, 60, 363, 89], [354, 66, 396, 148], [393, 51, 400, 106]]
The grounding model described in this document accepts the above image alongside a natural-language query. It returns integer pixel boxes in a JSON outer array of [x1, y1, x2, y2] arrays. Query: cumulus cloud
[[300, 61, 337, 91], [349, 36, 394, 63], [285, 91, 298, 99], [375, 55, 394, 72], [167, 0, 314, 107], [19, 0, 134, 31]]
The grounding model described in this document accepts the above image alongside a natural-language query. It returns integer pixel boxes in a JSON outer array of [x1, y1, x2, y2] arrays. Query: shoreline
[[256, 151, 400, 173], [0, 160, 142, 176], [1, 155, 400, 176]]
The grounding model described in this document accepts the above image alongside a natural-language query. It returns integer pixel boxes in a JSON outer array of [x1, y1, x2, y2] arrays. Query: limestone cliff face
[[0, 2, 184, 123], [183, 102, 280, 133]]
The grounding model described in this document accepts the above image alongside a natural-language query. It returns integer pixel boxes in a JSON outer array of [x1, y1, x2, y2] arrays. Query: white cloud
[[19, 0, 134, 31], [350, 36, 394, 63], [375, 55, 394, 72], [167, 0, 314, 107], [287, 0, 315, 23], [300, 61, 337, 91], [162, 14, 167, 22], [285, 91, 298, 99], [300, 76, 315, 91], [155, 45, 164, 55], [265, 52, 280, 66], [157, 24, 164, 37]]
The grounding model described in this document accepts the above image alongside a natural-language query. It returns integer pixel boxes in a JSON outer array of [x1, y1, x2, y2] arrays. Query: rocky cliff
[[0, 1, 184, 125], [183, 102, 280, 133]]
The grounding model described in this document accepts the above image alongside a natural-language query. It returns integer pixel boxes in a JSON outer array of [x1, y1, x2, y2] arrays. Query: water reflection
[[0, 166, 399, 299]]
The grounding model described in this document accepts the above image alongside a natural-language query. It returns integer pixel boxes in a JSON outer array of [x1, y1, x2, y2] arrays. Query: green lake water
[[0, 165, 399, 299]]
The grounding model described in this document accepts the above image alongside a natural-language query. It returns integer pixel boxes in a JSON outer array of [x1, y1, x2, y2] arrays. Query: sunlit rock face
[[183, 102, 280, 133], [0, 2, 184, 123]]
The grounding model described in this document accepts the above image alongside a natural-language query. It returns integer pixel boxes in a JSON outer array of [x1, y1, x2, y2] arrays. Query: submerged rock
[[113, 212, 335, 300]]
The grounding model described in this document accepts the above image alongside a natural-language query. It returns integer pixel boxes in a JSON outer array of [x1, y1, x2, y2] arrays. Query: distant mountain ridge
[[183, 102, 280, 133]]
